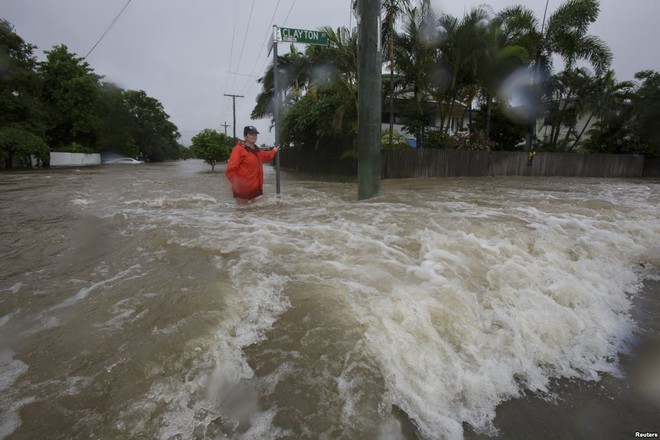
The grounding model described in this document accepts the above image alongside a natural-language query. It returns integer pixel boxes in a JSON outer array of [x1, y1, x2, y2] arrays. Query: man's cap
[[244, 125, 259, 135]]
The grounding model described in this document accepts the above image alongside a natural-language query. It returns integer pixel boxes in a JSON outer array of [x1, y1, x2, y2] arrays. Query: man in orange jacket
[[225, 125, 279, 204]]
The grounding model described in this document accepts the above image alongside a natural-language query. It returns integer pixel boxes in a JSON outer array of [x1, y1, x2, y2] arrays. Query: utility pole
[[223, 94, 244, 139], [220, 121, 230, 136], [357, 0, 381, 200]]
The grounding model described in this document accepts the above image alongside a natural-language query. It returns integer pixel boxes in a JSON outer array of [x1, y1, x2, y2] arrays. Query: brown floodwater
[[1, 160, 658, 439]]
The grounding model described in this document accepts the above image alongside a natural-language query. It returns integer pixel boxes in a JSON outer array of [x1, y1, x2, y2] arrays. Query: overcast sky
[[3, 0, 660, 146]]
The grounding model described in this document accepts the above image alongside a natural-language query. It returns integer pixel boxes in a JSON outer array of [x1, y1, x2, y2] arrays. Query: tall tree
[[38, 45, 103, 151], [254, 26, 359, 148], [569, 69, 634, 150], [190, 128, 230, 171], [631, 70, 660, 156], [0, 19, 47, 167], [123, 90, 181, 162], [382, 0, 412, 144], [436, 6, 493, 133], [495, 0, 612, 150], [393, 7, 437, 147], [251, 44, 311, 122], [97, 82, 139, 157]]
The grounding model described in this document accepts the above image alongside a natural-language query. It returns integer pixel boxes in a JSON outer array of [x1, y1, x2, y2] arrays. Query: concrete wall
[[48, 152, 102, 167]]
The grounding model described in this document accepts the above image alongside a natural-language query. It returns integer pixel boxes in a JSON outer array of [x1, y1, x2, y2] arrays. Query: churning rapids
[[1, 160, 659, 439]]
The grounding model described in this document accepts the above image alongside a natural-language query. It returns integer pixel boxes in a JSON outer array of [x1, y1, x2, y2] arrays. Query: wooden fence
[[382, 150, 651, 179], [643, 157, 660, 177]]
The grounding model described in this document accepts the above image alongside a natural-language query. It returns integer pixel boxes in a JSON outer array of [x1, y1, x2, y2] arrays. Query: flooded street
[[1, 160, 659, 439]]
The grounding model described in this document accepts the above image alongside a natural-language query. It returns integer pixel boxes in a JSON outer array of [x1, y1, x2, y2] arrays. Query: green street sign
[[278, 27, 328, 46]]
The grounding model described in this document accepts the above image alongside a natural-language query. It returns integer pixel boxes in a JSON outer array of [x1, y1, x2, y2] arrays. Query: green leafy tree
[[381, 129, 409, 149], [254, 26, 358, 139], [253, 26, 359, 172], [495, 0, 612, 150], [190, 129, 230, 171], [579, 70, 660, 155], [123, 90, 181, 162], [251, 44, 311, 121], [0, 126, 49, 167], [632, 70, 660, 156], [473, 101, 528, 150], [0, 19, 46, 168], [436, 6, 493, 133], [393, 7, 437, 147], [382, 0, 412, 144], [178, 144, 194, 160], [570, 69, 635, 150], [97, 82, 138, 157], [38, 44, 103, 151], [305, 26, 359, 136]]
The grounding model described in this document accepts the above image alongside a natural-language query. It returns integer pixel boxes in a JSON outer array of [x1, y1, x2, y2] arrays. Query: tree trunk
[[569, 111, 595, 151], [485, 92, 492, 139]]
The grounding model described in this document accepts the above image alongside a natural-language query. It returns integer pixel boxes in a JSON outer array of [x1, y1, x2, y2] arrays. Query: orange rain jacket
[[225, 141, 277, 200]]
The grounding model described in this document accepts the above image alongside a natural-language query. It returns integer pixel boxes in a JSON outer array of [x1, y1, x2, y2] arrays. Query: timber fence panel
[[643, 157, 660, 177], [383, 150, 646, 179]]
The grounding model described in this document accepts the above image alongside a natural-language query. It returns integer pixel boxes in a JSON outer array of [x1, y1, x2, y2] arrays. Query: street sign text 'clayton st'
[[278, 27, 328, 46]]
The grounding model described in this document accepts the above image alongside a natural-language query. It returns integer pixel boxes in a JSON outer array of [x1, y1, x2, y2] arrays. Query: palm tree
[[393, 6, 438, 147], [495, 0, 612, 150], [382, 0, 412, 144], [436, 6, 493, 133], [305, 26, 359, 136], [251, 44, 310, 121], [570, 69, 635, 150], [544, 67, 593, 148]]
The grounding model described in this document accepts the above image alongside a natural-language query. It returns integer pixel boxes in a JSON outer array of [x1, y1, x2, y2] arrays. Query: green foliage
[[123, 90, 181, 162], [96, 82, 138, 157], [422, 130, 452, 149], [473, 102, 527, 150], [423, 129, 494, 150], [280, 93, 345, 145], [582, 116, 636, 154], [582, 69, 660, 155], [253, 26, 358, 147], [39, 45, 103, 151], [178, 144, 194, 160], [1, 21, 184, 168], [632, 70, 660, 156], [0, 19, 46, 168], [448, 131, 494, 150], [381, 129, 409, 149], [190, 129, 230, 171], [0, 126, 48, 167], [54, 141, 93, 154]]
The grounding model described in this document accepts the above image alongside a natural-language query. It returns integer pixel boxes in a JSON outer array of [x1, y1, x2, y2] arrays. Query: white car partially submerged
[[104, 157, 144, 165]]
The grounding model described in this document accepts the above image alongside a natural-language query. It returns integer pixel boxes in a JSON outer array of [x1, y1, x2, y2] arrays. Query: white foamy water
[[0, 161, 658, 439]]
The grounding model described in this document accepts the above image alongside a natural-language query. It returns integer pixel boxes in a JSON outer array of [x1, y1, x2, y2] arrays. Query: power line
[[283, 0, 298, 26], [238, 0, 297, 97], [229, 70, 260, 78], [232, 0, 286, 116], [238, 0, 283, 94], [224, 0, 240, 108], [84, 0, 132, 59], [234, 0, 256, 75]]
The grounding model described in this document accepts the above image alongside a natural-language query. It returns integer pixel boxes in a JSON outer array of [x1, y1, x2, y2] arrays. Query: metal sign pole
[[269, 26, 327, 198], [272, 26, 281, 197]]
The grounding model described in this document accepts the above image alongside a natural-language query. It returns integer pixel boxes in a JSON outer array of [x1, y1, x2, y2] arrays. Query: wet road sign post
[[270, 26, 328, 197]]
